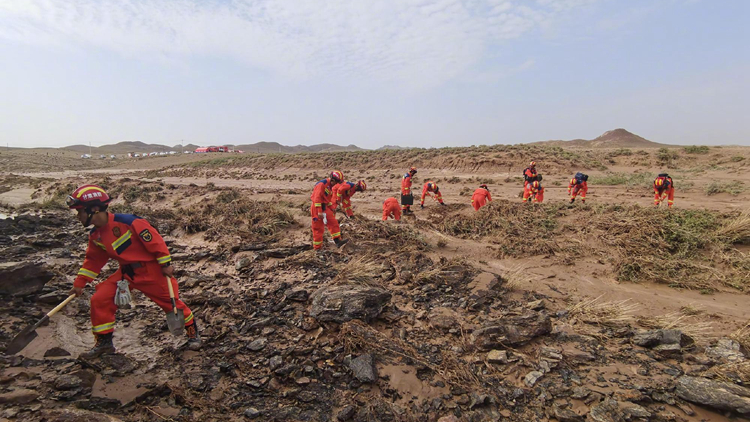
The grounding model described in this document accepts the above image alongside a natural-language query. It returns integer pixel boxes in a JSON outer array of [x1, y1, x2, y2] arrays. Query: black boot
[[334, 238, 349, 248], [80, 332, 115, 359], [186, 321, 202, 351]]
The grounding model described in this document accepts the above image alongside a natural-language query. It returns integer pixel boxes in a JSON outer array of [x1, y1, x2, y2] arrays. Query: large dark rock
[[471, 311, 552, 350], [349, 354, 377, 383], [632, 329, 691, 348], [0, 388, 39, 404], [0, 262, 55, 296], [310, 284, 391, 323], [588, 398, 625, 422], [675, 376, 750, 415]]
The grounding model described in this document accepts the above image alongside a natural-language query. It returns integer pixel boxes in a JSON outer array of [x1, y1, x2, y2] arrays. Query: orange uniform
[[420, 182, 443, 206], [523, 166, 537, 189], [523, 180, 544, 203], [311, 178, 342, 249], [382, 197, 401, 221], [471, 188, 492, 211], [74, 213, 193, 335], [333, 182, 358, 218], [654, 175, 674, 208], [401, 172, 415, 212], [569, 179, 588, 202]]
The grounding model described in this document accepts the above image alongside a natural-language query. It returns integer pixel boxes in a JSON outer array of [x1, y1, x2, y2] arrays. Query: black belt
[[121, 262, 144, 278]]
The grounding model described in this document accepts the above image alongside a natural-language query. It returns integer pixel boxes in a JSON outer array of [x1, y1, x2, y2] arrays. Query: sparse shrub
[[704, 181, 745, 196], [446, 176, 461, 184], [590, 172, 650, 187], [731, 156, 745, 162], [657, 148, 679, 165], [683, 145, 710, 154]]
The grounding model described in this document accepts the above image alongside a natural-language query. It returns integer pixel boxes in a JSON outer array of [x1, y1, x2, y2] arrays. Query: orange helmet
[[409, 167, 417, 174], [533, 180, 541, 189], [655, 178, 664, 187], [330, 170, 344, 183], [529, 161, 536, 168], [356, 180, 367, 191], [66, 185, 111, 210]]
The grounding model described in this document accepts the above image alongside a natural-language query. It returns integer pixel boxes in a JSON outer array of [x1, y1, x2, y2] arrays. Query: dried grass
[[716, 210, 750, 244], [567, 295, 638, 327], [730, 322, 750, 352], [704, 361, 750, 385], [502, 264, 534, 291], [333, 256, 389, 285], [679, 304, 705, 316], [637, 312, 714, 343]]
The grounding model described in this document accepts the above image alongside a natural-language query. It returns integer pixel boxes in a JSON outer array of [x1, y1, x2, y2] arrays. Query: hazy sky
[[1, 0, 748, 148]]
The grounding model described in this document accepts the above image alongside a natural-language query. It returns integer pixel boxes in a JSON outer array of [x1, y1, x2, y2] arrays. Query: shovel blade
[[166, 309, 185, 336], [6, 327, 39, 355]]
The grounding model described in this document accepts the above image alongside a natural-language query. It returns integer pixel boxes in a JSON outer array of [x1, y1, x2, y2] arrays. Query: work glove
[[114, 279, 132, 308], [322, 213, 328, 225]]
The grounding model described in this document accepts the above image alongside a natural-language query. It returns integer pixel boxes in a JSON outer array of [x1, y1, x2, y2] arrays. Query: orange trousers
[[471, 195, 487, 211], [91, 262, 193, 335], [571, 183, 588, 201], [654, 187, 674, 207], [383, 198, 401, 220], [311, 206, 341, 249]]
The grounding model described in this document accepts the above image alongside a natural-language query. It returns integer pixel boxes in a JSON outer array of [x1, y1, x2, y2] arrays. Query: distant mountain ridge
[[534, 129, 666, 148], [64, 140, 363, 154]]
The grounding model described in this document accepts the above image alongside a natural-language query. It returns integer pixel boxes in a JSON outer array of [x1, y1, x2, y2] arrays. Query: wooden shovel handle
[[166, 276, 176, 300], [47, 294, 76, 318]]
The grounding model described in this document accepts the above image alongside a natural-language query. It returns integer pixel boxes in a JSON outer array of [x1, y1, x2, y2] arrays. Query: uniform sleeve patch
[[139, 229, 153, 242]]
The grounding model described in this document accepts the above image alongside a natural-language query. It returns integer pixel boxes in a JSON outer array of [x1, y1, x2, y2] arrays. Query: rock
[[487, 350, 508, 364], [244, 408, 261, 418], [309, 284, 391, 324], [589, 398, 625, 422], [437, 416, 459, 422], [632, 329, 691, 349], [524, 371, 544, 387], [0, 262, 54, 296], [675, 376, 750, 414], [53, 370, 95, 391], [0, 389, 39, 404], [296, 377, 311, 385], [269, 355, 283, 370], [563, 348, 596, 363], [337, 405, 356, 421], [235, 257, 254, 271], [41, 409, 124, 421], [37, 291, 69, 304], [469, 393, 493, 409], [248, 337, 267, 352], [44, 347, 71, 357], [472, 311, 552, 350], [428, 307, 459, 330], [621, 401, 651, 419], [526, 300, 546, 310], [553, 405, 584, 422], [705, 338, 745, 362], [349, 354, 377, 383], [285, 288, 310, 302]]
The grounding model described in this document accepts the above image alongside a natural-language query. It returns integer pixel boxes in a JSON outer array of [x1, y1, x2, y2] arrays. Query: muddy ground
[[0, 146, 749, 422]]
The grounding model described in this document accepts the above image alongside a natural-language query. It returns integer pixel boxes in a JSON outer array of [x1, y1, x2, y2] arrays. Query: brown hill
[[64, 141, 365, 154], [233, 142, 365, 153], [536, 128, 666, 148]]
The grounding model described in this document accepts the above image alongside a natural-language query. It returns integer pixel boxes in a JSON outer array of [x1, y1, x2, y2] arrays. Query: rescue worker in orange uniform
[[401, 167, 417, 214], [66, 185, 200, 358], [382, 197, 402, 221], [654, 173, 675, 208], [311, 170, 349, 249], [523, 175, 544, 203], [523, 161, 538, 190], [332, 180, 367, 218], [471, 184, 492, 211], [568, 172, 589, 203], [420, 181, 445, 208]]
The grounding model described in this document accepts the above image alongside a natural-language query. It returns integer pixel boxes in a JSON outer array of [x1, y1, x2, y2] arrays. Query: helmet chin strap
[[83, 208, 98, 227]]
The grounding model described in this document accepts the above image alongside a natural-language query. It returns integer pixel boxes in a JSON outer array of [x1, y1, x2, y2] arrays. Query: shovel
[[7, 294, 76, 355], [165, 276, 185, 336]]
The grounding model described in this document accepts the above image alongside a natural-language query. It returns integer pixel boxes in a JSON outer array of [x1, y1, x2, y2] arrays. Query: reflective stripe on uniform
[[78, 268, 99, 279], [313, 240, 323, 245], [112, 230, 132, 250], [92, 321, 115, 333], [331, 232, 341, 238], [184, 312, 194, 324], [157, 255, 172, 264], [93, 240, 107, 251]]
